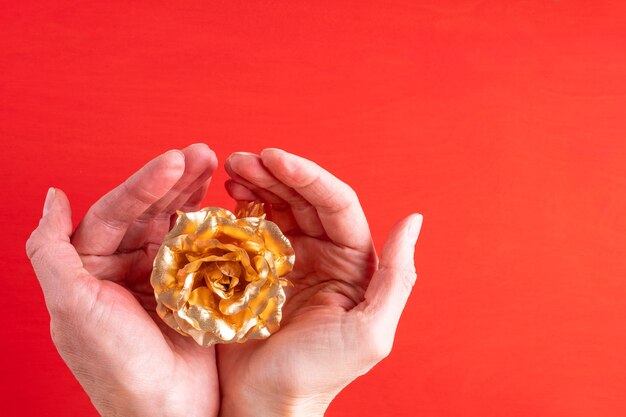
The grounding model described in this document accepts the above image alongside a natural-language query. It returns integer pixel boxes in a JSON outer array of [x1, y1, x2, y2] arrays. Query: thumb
[[32, 187, 74, 239], [362, 213, 423, 327], [26, 188, 87, 309]]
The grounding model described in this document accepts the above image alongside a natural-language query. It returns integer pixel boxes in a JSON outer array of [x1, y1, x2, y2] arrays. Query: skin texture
[[26, 145, 422, 417]]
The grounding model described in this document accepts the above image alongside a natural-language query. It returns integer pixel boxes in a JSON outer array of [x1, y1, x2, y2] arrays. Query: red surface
[[2, 1, 626, 416]]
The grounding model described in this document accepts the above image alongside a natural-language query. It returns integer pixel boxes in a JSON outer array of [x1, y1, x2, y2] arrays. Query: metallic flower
[[150, 202, 294, 346]]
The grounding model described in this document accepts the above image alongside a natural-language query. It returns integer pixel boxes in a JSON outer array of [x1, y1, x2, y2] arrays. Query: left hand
[[218, 149, 423, 417]]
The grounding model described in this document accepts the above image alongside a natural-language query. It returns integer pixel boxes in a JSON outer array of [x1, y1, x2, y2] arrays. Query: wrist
[[92, 383, 215, 417], [219, 387, 331, 417]]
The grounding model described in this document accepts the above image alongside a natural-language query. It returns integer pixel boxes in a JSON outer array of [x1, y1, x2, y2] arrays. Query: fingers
[[160, 144, 217, 213], [224, 179, 300, 240], [261, 148, 374, 251], [117, 144, 217, 250], [224, 179, 257, 201], [71, 150, 186, 255], [80, 247, 155, 288], [224, 154, 303, 235], [226, 149, 373, 251], [180, 181, 210, 212], [359, 214, 423, 327], [26, 188, 91, 311]]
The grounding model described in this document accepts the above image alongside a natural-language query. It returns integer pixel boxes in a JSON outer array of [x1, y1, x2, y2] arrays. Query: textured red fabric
[[2, 1, 626, 415]]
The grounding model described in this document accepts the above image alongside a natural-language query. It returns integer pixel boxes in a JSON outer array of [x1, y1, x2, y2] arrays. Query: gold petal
[[203, 262, 223, 281], [188, 286, 219, 310], [156, 270, 198, 310], [206, 279, 235, 299], [221, 221, 263, 245], [245, 322, 272, 341], [178, 290, 242, 343], [238, 240, 265, 255], [234, 315, 259, 340], [256, 220, 295, 277], [251, 255, 269, 280], [218, 278, 266, 315], [247, 281, 280, 316], [235, 201, 266, 219], [229, 276, 239, 288], [246, 288, 286, 340], [262, 287, 286, 331], [156, 300, 186, 335], [173, 308, 223, 347], [183, 252, 242, 272], [194, 216, 225, 243], [217, 261, 242, 277], [150, 245, 184, 291]]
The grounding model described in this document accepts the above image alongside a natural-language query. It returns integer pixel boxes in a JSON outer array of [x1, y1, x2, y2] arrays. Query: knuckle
[[25, 230, 42, 260], [90, 207, 126, 233], [293, 161, 321, 186], [45, 292, 75, 320], [46, 273, 97, 322], [379, 263, 417, 293], [26, 244, 49, 271], [329, 184, 357, 213], [345, 184, 358, 201], [287, 195, 311, 211], [121, 180, 160, 207], [400, 268, 418, 292]]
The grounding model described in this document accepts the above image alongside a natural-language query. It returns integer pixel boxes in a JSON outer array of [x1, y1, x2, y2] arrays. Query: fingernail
[[189, 142, 209, 149], [230, 151, 257, 158], [227, 152, 258, 166], [260, 148, 284, 157], [43, 187, 56, 216], [409, 213, 423, 238], [165, 149, 185, 160]]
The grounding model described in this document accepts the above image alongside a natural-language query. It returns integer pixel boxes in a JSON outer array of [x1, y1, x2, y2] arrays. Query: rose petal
[[218, 277, 267, 315], [244, 288, 286, 340], [182, 252, 240, 273], [157, 270, 198, 310], [244, 323, 272, 341], [251, 255, 270, 280], [256, 220, 295, 277], [150, 245, 183, 291], [151, 245, 200, 310], [247, 281, 280, 316], [173, 308, 223, 347], [217, 261, 242, 277], [156, 300, 185, 335], [235, 201, 266, 219], [221, 221, 263, 245]]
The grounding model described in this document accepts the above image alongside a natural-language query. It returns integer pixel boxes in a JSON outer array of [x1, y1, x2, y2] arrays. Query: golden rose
[[150, 202, 294, 346]]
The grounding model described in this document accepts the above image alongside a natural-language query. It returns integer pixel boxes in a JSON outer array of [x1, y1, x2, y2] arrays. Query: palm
[[218, 235, 375, 392], [82, 252, 218, 391]]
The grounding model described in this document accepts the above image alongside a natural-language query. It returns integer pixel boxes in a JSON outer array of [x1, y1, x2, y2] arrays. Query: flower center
[[202, 261, 242, 299]]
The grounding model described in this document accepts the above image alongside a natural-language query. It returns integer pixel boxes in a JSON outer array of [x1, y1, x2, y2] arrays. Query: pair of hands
[[26, 144, 423, 417]]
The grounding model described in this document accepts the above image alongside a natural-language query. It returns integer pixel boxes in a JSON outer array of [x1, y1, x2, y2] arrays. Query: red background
[[2, 1, 626, 416]]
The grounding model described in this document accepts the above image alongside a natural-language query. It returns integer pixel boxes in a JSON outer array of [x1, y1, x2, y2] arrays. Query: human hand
[[218, 149, 423, 417], [26, 144, 221, 417]]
